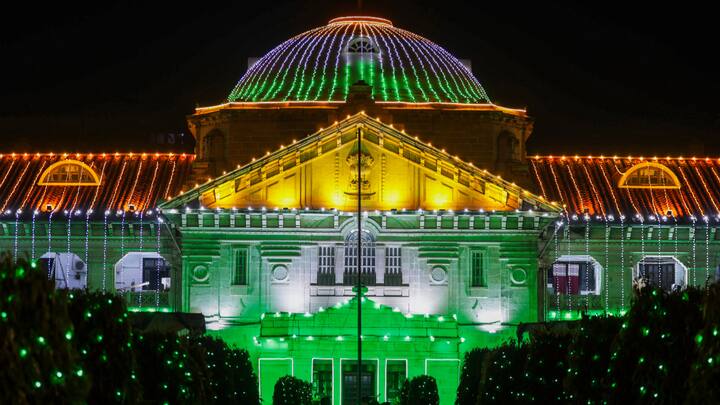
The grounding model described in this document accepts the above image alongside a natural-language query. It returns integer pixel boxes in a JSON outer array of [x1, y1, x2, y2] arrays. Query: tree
[[272, 375, 312, 405]]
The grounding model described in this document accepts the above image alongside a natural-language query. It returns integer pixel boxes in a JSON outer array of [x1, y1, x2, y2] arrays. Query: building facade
[[1, 15, 719, 405]]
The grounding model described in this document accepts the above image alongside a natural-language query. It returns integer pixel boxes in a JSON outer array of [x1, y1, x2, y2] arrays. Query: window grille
[[470, 251, 485, 287], [343, 231, 376, 286], [317, 246, 336, 285], [232, 249, 248, 285], [384, 246, 403, 286]]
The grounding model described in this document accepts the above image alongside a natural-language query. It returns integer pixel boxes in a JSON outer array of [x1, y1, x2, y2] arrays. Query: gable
[[163, 114, 557, 213]]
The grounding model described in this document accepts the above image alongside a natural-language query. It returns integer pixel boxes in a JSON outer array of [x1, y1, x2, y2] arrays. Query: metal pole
[[356, 126, 362, 404]]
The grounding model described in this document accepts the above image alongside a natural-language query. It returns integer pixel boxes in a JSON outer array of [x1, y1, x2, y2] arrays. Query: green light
[[15, 267, 25, 278], [696, 334, 704, 344], [34, 381, 42, 388], [55, 371, 63, 378], [1, 311, 6, 320], [19, 348, 28, 358], [37, 336, 46, 345], [65, 330, 73, 340], [76, 369, 84, 377], [642, 328, 650, 337]]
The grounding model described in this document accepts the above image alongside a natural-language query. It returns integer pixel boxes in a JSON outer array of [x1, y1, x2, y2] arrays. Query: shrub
[[67, 292, 140, 403], [189, 335, 259, 404], [456, 348, 491, 405], [400, 375, 439, 405], [273, 375, 312, 405], [607, 287, 703, 403], [686, 283, 720, 403], [0, 255, 89, 404]]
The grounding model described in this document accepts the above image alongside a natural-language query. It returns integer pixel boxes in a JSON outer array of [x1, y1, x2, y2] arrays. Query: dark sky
[[0, 1, 717, 155]]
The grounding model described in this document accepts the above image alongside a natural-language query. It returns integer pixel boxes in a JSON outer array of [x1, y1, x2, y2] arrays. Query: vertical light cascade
[[394, 27, 450, 102], [692, 217, 697, 285], [364, 24, 388, 101], [357, 22, 366, 83], [47, 211, 53, 278], [120, 210, 126, 297], [620, 218, 625, 312], [303, 24, 341, 100], [65, 211, 72, 288], [406, 30, 466, 102], [102, 211, 108, 292], [604, 219, 610, 312], [156, 215, 162, 308], [565, 223, 571, 312], [554, 221, 560, 315], [377, 25, 428, 101], [319, 22, 352, 101], [657, 216, 662, 288], [138, 211, 144, 308], [584, 216, 590, 310], [366, 23, 400, 101], [31, 210, 37, 260], [84, 211, 91, 286], [13, 211, 20, 263], [287, 26, 331, 101], [265, 28, 321, 101], [705, 217, 710, 287]]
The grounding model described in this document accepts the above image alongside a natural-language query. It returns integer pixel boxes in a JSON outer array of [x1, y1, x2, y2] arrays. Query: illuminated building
[[1, 16, 718, 405]]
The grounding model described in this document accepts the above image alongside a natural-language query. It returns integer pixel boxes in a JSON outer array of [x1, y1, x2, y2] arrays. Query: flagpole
[[356, 125, 363, 405]]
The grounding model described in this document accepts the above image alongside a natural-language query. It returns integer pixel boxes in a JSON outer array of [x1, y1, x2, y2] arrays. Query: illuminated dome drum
[[228, 16, 491, 104]]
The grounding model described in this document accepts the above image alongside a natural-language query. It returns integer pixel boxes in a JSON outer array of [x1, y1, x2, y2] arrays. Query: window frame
[[231, 248, 249, 286], [548, 255, 602, 295]]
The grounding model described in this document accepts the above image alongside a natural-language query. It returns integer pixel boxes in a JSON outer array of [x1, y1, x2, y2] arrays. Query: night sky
[[0, 1, 716, 155]]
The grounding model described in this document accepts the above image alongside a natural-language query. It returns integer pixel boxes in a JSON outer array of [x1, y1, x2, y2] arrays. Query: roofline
[[192, 101, 528, 117], [162, 112, 557, 212], [532, 155, 720, 162], [0, 152, 195, 159]]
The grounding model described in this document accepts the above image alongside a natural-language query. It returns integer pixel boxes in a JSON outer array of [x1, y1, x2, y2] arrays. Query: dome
[[228, 16, 490, 104]]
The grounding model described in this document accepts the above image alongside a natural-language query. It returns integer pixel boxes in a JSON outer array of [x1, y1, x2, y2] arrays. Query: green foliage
[[400, 375, 439, 405], [681, 283, 720, 404], [189, 335, 260, 403], [67, 292, 140, 403], [272, 375, 312, 405], [607, 288, 703, 403], [457, 287, 713, 404], [0, 253, 259, 404], [0, 255, 89, 404], [564, 315, 622, 402]]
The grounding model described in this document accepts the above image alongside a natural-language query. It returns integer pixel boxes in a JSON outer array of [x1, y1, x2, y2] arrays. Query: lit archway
[[618, 162, 681, 189]]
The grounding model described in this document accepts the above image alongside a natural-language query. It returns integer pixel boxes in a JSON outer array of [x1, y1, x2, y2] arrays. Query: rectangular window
[[550, 261, 595, 295], [232, 249, 248, 285], [470, 251, 485, 287], [142, 257, 170, 290], [317, 246, 336, 285], [312, 359, 333, 403], [638, 258, 676, 291], [384, 247, 402, 286], [386, 360, 407, 403]]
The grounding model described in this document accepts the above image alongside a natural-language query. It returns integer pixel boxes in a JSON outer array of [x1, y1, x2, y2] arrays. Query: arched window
[[38, 160, 100, 186], [39, 252, 87, 289], [635, 256, 686, 291], [343, 230, 376, 286], [548, 255, 602, 295], [618, 162, 681, 189], [346, 37, 379, 53]]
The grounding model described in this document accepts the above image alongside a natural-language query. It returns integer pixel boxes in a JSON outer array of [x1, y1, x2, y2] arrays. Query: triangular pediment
[[161, 114, 558, 212]]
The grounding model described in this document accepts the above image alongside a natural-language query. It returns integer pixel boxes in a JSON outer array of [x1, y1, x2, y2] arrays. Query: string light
[[227, 17, 489, 104]]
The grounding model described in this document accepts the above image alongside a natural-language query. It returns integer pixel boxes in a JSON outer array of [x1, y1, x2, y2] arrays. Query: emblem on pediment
[[345, 141, 376, 199]]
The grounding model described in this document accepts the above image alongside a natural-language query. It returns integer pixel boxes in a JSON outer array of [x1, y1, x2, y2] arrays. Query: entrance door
[[342, 360, 376, 404]]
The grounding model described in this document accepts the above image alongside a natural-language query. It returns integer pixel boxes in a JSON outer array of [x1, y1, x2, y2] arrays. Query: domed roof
[[228, 16, 490, 104]]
